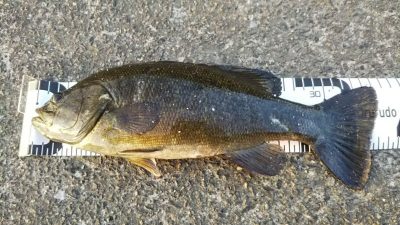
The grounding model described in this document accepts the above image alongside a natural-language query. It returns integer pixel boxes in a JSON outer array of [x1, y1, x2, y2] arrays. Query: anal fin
[[126, 157, 162, 177], [226, 143, 287, 176]]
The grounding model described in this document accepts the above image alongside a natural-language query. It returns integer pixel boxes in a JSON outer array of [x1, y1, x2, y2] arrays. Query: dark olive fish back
[[74, 61, 282, 99]]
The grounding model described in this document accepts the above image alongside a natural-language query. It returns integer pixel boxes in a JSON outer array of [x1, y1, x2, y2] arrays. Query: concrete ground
[[1, 0, 399, 224]]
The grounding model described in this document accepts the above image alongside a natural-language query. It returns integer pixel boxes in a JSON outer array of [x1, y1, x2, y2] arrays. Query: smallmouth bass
[[32, 61, 377, 189]]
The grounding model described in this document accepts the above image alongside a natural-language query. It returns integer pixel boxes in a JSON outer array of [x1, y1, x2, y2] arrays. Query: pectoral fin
[[111, 102, 160, 134], [126, 157, 162, 177], [226, 143, 287, 176]]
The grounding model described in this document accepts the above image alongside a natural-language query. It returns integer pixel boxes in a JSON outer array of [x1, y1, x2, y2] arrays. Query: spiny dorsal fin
[[226, 143, 287, 176], [81, 61, 282, 99]]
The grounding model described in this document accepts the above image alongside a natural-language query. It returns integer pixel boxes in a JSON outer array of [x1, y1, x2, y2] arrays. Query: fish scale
[[18, 76, 400, 157]]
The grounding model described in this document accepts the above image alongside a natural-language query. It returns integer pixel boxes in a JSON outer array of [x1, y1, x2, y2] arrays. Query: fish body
[[32, 62, 377, 189], [81, 75, 319, 157]]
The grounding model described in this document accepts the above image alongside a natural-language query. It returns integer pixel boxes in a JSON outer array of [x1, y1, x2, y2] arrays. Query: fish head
[[32, 84, 112, 144]]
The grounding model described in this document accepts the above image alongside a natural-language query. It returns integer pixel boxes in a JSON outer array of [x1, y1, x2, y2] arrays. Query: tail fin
[[314, 87, 377, 189]]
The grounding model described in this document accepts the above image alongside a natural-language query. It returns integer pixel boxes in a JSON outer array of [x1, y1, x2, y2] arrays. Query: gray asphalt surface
[[1, 0, 400, 224]]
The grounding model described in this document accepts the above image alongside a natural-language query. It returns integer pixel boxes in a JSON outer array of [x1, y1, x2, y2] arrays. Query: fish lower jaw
[[32, 116, 54, 128], [32, 117, 50, 134], [32, 116, 44, 125]]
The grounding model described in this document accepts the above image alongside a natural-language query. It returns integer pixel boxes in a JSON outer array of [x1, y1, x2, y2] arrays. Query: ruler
[[18, 76, 400, 157]]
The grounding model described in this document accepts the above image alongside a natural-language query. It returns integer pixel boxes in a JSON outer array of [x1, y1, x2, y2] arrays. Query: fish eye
[[51, 92, 63, 102]]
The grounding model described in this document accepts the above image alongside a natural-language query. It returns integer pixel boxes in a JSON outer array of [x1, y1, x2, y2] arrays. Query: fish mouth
[[32, 116, 43, 123], [33, 106, 55, 126], [32, 116, 47, 129], [32, 107, 53, 130]]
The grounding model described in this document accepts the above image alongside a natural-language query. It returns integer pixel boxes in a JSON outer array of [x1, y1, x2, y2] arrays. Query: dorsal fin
[[213, 64, 281, 97], [81, 61, 282, 98]]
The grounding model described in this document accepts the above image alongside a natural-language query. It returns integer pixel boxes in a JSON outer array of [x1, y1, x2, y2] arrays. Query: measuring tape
[[18, 76, 400, 157]]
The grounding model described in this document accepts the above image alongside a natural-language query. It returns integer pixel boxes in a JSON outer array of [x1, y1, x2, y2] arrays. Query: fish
[[32, 61, 377, 189]]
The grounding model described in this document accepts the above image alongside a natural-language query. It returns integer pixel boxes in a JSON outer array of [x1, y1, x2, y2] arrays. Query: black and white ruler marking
[[18, 76, 400, 157]]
